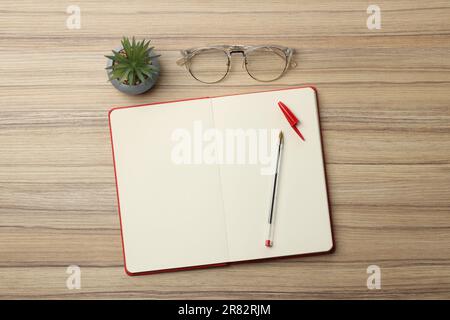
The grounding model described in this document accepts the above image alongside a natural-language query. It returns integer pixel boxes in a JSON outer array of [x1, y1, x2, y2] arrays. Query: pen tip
[[265, 240, 272, 247], [279, 130, 283, 141]]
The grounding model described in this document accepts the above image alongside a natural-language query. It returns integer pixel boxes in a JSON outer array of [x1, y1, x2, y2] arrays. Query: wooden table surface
[[0, 0, 449, 299]]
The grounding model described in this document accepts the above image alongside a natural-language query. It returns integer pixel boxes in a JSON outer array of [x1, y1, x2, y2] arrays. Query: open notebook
[[109, 86, 333, 275]]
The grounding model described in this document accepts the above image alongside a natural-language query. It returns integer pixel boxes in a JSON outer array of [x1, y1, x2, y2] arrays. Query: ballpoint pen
[[265, 130, 284, 247]]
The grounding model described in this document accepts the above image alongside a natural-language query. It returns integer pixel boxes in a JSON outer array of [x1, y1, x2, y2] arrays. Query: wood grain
[[0, 0, 449, 299]]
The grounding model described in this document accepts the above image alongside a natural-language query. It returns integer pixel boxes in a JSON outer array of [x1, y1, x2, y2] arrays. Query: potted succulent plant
[[106, 37, 160, 95]]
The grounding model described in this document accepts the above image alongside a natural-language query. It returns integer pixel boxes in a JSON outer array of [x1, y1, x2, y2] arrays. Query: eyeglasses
[[176, 45, 296, 84]]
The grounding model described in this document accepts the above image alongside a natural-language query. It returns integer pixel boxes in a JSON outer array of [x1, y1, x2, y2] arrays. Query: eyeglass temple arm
[[285, 48, 296, 68], [176, 50, 190, 66]]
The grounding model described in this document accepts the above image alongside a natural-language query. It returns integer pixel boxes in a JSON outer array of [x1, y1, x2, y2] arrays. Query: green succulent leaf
[[136, 70, 146, 84], [119, 69, 131, 84], [107, 36, 160, 85], [127, 70, 134, 85]]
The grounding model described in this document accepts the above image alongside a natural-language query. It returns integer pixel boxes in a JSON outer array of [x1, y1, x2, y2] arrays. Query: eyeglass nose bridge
[[228, 45, 246, 52], [227, 48, 247, 69]]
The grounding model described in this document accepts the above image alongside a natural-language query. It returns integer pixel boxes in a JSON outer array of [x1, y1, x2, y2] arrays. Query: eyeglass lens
[[188, 48, 229, 83], [245, 47, 287, 82]]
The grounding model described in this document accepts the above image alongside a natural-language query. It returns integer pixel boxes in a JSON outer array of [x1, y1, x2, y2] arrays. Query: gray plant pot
[[106, 46, 160, 95]]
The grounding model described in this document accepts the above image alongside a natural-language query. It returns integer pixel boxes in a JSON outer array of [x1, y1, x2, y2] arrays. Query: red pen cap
[[278, 101, 299, 127]]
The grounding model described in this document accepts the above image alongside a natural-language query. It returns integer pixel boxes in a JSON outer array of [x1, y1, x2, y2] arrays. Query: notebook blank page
[[212, 87, 333, 262], [110, 99, 229, 273]]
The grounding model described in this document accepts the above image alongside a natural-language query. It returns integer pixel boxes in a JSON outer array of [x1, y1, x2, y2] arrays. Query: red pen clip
[[278, 101, 305, 141]]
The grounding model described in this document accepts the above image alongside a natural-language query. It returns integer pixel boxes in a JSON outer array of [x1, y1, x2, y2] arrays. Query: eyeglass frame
[[176, 45, 296, 83]]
